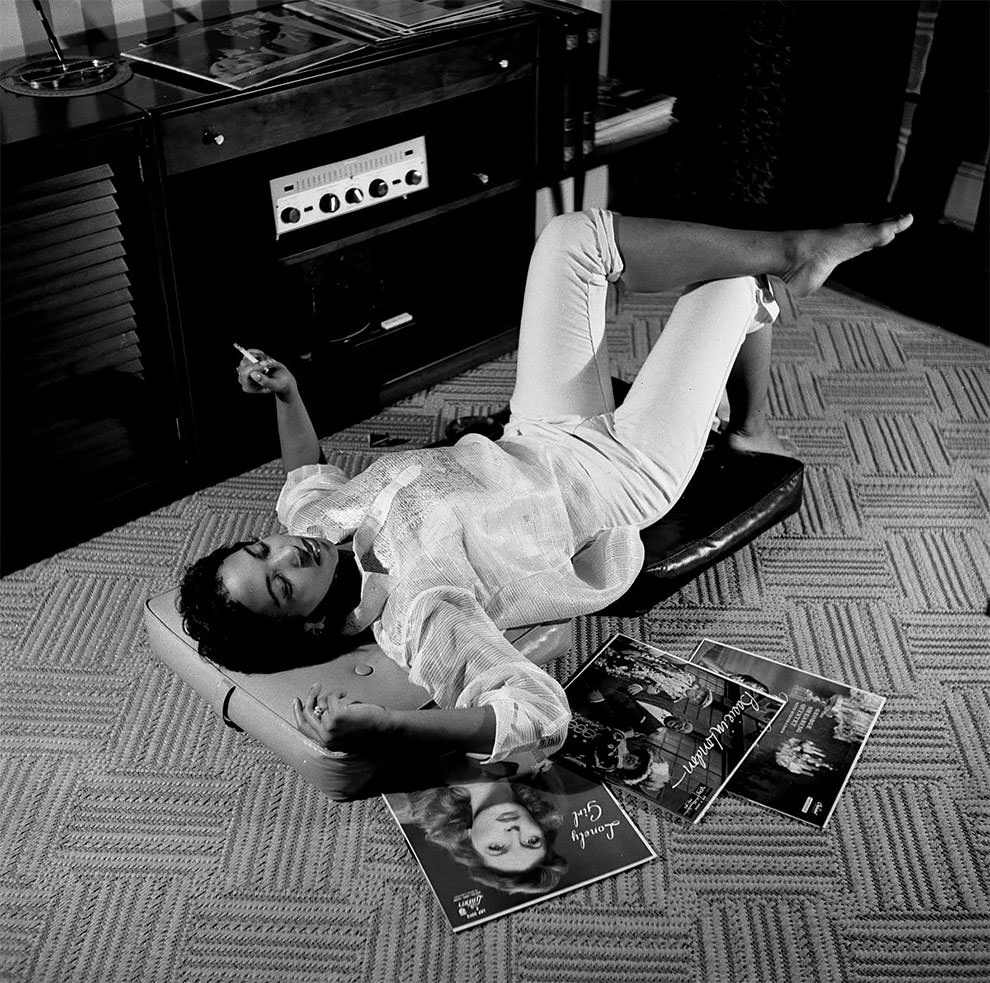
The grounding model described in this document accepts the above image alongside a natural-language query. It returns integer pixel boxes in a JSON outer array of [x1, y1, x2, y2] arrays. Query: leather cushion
[[598, 435, 804, 616]]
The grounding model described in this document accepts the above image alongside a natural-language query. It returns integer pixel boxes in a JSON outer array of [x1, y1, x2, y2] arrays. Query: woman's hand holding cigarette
[[234, 346, 297, 400], [234, 344, 321, 471]]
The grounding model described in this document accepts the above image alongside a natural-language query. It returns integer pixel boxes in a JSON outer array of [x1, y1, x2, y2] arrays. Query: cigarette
[[233, 343, 259, 364]]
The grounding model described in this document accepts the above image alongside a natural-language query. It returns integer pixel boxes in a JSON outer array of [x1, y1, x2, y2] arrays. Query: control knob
[[405, 169, 423, 186], [319, 193, 340, 213], [369, 178, 389, 198], [345, 187, 364, 204], [280, 206, 301, 224]]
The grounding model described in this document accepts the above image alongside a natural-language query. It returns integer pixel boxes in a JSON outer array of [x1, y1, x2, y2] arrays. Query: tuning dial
[[319, 193, 340, 213], [369, 178, 389, 199], [280, 206, 301, 224], [405, 169, 423, 186], [345, 187, 364, 204]]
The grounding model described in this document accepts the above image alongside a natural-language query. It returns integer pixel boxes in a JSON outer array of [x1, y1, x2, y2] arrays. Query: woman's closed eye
[[245, 541, 291, 604], [483, 835, 543, 854]]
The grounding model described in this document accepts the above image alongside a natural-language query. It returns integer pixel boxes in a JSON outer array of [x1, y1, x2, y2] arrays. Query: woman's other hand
[[292, 683, 390, 751], [236, 348, 297, 400]]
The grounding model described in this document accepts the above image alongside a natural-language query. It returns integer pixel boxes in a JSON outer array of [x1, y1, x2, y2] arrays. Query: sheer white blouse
[[275, 431, 646, 763]]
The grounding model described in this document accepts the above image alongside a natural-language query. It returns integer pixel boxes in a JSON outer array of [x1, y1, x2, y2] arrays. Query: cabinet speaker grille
[[2, 163, 143, 375], [1, 162, 147, 471]]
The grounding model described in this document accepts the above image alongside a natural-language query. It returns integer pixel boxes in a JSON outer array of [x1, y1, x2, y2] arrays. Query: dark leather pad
[[598, 435, 804, 616]]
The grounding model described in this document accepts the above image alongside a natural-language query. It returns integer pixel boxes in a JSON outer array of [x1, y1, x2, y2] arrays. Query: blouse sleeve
[[275, 463, 354, 539], [402, 586, 572, 764]]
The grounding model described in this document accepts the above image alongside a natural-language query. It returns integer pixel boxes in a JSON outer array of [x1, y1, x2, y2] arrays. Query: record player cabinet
[[1, 15, 541, 571], [148, 15, 541, 483]]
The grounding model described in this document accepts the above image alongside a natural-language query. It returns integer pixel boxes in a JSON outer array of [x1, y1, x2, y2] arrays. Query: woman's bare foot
[[725, 424, 797, 458], [781, 215, 914, 298]]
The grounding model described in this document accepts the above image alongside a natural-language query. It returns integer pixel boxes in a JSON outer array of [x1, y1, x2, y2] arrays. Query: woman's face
[[220, 534, 338, 620], [469, 803, 546, 873]]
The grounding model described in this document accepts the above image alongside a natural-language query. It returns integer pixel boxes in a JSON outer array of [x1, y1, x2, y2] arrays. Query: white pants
[[507, 209, 779, 530]]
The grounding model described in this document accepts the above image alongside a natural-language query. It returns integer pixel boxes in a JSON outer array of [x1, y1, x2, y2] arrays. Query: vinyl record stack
[[285, 0, 509, 42], [594, 77, 677, 149]]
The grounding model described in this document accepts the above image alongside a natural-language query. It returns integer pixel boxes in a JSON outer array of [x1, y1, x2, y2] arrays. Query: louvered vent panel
[[1, 163, 146, 475]]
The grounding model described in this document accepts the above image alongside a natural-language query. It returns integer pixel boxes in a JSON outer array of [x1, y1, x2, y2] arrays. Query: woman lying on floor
[[178, 209, 912, 768]]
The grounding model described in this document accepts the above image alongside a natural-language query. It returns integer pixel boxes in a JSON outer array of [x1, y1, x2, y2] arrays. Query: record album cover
[[559, 633, 786, 824], [383, 755, 655, 932], [122, 9, 366, 89], [690, 638, 886, 827]]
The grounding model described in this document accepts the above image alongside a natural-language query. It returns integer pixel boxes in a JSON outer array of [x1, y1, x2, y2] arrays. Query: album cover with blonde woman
[[382, 756, 655, 932]]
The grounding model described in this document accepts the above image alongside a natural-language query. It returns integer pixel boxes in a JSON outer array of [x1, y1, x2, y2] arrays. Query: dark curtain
[[618, 0, 795, 227], [606, 0, 918, 228]]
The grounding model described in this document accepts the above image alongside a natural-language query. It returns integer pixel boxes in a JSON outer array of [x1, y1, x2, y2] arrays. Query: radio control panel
[[269, 136, 429, 237]]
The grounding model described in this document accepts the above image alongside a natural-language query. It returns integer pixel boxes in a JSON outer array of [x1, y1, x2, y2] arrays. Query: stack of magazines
[[383, 632, 886, 932], [285, 0, 507, 42], [595, 76, 677, 148]]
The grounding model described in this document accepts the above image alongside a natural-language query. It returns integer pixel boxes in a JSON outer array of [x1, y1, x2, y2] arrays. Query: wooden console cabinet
[[147, 14, 540, 484]]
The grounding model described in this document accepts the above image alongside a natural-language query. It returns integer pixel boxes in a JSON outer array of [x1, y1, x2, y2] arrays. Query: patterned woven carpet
[[2, 285, 988, 983]]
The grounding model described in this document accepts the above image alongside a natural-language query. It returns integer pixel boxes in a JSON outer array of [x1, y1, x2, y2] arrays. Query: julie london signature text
[[671, 691, 761, 789]]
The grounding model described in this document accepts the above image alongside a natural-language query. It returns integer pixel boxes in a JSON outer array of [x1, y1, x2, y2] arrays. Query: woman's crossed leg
[[509, 208, 913, 518]]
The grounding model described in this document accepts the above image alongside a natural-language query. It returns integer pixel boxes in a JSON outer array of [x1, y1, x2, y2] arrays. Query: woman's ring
[[313, 705, 326, 718]]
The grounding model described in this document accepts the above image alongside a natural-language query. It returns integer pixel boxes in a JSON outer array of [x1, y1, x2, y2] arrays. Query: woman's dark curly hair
[[407, 782, 568, 895], [176, 540, 366, 673]]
